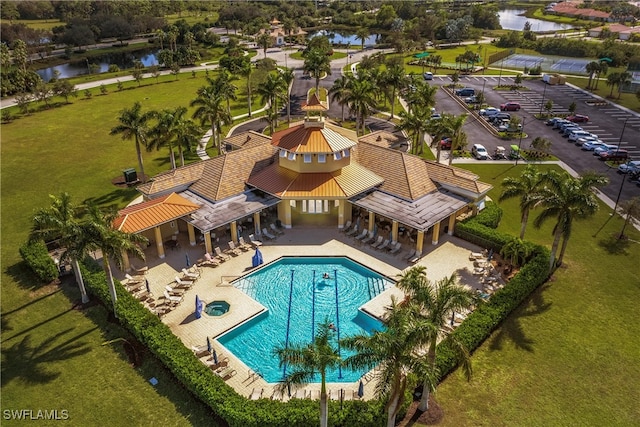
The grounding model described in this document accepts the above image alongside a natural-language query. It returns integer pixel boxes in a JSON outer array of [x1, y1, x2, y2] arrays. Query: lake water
[[499, 9, 573, 32], [308, 30, 379, 47], [36, 48, 159, 82]]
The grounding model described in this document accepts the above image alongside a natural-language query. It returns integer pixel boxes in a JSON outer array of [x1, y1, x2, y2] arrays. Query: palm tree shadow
[[1, 330, 92, 386], [83, 187, 139, 208], [488, 284, 552, 352], [597, 234, 630, 255]]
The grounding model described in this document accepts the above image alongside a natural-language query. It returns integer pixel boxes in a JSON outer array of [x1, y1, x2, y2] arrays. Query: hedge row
[[80, 264, 389, 427], [438, 205, 550, 379], [19, 240, 58, 283]]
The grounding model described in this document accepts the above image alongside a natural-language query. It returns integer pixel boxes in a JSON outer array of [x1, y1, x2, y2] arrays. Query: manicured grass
[[415, 163, 640, 426], [289, 51, 347, 61]]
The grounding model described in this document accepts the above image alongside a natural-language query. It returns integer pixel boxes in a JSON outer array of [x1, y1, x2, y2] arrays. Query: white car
[[480, 107, 499, 117], [581, 141, 610, 151], [568, 131, 598, 142], [593, 144, 618, 155], [471, 144, 489, 160], [575, 136, 602, 146], [618, 160, 640, 174]]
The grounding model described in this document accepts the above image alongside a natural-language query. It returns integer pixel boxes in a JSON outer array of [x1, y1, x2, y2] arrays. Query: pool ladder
[[367, 277, 386, 299]]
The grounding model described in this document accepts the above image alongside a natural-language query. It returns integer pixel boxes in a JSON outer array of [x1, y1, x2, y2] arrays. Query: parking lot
[[429, 75, 640, 202]]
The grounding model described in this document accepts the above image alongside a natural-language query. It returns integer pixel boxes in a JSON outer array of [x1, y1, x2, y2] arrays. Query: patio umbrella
[[212, 349, 218, 365], [487, 248, 493, 261], [357, 380, 364, 398], [145, 279, 151, 294], [195, 295, 204, 319], [185, 253, 191, 267], [207, 336, 212, 354], [252, 247, 264, 267]]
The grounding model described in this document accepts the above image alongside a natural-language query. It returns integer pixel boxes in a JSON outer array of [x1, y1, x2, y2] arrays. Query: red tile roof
[[113, 193, 200, 233]]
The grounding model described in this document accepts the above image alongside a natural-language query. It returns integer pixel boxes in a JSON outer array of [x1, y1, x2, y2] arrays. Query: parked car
[[465, 96, 480, 104], [566, 114, 589, 123], [423, 72, 433, 80], [471, 144, 489, 160], [552, 119, 571, 129], [499, 122, 522, 133], [568, 131, 598, 142], [593, 144, 619, 155], [440, 137, 452, 150], [490, 113, 511, 124], [500, 102, 521, 111], [545, 117, 564, 126], [617, 160, 640, 174], [582, 141, 611, 151], [480, 107, 500, 117], [575, 136, 603, 146], [562, 125, 583, 137], [599, 149, 629, 161], [431, 113, 442, 120], [455, 88, 475, 96]]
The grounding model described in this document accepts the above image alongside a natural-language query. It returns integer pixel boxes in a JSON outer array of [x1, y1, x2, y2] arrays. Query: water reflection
[[308, 31, 379, 47], [498, 9, 573, 32]]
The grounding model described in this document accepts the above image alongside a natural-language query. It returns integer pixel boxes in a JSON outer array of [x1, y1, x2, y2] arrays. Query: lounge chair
[[198, 253, 219, 267], [270, 223, 284, 235], [345, 225, 359, 236], [330, 389, 341, 401], [369, 235, 383, 248], [134, 290, 151, 301], [225, 241, 242, 256], [354, 229, 368, 240], [409, 251, 422, 264], [182, 268, 200, 279], [163, 290, 183, 304], [271, 388, 284, 401], [250, 388, 264, 400], [134, 266, 148, 274], [192, 345, 211, 358], [262, 227, 276, 240], [469, 251, 484, 260], [388, 242, 402, 254], [174, 276, 194, 289], [206, 357, 229, 370], [293, 389, 307, 399], [214, 247, 230, 261], [165, 285, 186, 296], [125, 281, 144, 292], [248, 234, 262, 248], [361, 232, 376, 244], [124, 273, 144, 284], [215, 366, 237, 381], [377, 239, 391, 251], [238, 236, 251, 250], [340, 220, 352, 232], [404, 249, 417, 260]]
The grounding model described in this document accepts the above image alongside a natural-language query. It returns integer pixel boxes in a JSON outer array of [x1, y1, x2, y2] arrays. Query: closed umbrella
[[145, 279, 151, 294], [357, 380, 364, 398], [207, 336, 212, 354], [212, 349, 218, 365], [252, 247, 263, 267], [195, 295, 204, 319], [185, 253, 191, 267]]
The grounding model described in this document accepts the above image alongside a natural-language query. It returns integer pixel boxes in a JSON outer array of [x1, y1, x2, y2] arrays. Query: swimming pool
[[218, 257, 393, 383]]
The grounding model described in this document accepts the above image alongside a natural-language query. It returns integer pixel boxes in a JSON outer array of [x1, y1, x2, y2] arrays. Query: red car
[[500, 102, 521, 111], [440, 137, 452, 150], [567, 114, 589, 123]]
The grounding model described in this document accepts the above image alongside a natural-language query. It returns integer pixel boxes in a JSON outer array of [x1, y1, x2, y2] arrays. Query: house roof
[[271, 123, 357, 153], [223, 130, 272, 150], [247, 162, 384, 198], [358, 130, 409, 151], [113, 193, 200, 233], [424, 161, 493, 195]]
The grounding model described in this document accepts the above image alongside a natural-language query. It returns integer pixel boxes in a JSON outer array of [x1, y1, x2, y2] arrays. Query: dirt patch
[[398, 396, 444, 426]]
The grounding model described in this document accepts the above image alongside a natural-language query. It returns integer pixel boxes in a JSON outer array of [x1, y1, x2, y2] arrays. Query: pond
[[36, 48, 160, 82], [499, 9, 574, 32], [308, 30, 379, 47]]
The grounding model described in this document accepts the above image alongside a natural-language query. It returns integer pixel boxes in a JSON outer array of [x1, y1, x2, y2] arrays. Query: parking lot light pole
[[616, 117, 629, 152], [538, 82, 548, 118], [611, 174, 627, 215], [515, 117, 525, 166]]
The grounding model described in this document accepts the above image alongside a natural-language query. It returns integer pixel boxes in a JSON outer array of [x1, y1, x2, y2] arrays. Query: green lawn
[[0, 18, 64, 30], [419, 163, 640, 426]]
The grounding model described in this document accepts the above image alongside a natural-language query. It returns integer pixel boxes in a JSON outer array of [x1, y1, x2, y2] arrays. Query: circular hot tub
[[204, 300, 230, 317]]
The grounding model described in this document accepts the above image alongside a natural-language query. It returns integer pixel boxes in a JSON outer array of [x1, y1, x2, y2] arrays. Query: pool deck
[[116, 226, 492, 401]]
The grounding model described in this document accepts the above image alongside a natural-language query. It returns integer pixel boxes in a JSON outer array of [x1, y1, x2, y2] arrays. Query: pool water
[[205, 300, 230, 316], [218, 257, 392, 383]]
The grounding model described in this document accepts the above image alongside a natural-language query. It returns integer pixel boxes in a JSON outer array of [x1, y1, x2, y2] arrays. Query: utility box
[[123, 168, 138, 185], [542, 73, 566, 85]]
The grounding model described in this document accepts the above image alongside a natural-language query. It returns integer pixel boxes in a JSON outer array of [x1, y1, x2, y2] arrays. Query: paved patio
[[114, 227, 498, 401]]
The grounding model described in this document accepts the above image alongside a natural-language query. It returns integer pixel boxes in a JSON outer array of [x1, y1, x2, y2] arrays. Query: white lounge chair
[[166, 285, 186, 296], [250, 388, 264, 400], [354, 229, 368, 240], [409, 251, 422, 264], [226, 241, 242, 256], [294, 389, 307, 399], [262, 227, 276, 240], [341, 220, 352, 232], [369, 236, 383, 248], [388, 242, 402, 254], [248, 234, 262, 248], [376, 239, 390, 251], [270, 223, 284, 235], [404, 249, 416, 260], [125, 273, 144, 284], [214, 247, 230, 261], [163, 290, 183, 304], [198, 253, 219, 267], [345, 225, 359, 236], [361, 232, 376, 244], [238, 236, 251, 250], [182, 268, 200, 279], [174, 276, 195, 287]]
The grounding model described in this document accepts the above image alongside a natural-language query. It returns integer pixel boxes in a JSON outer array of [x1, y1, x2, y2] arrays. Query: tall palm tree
[[148, 106, 201, 169], [616, 71, 631, 99], [383, 64, 406, 119], [499, 165, 543, 239], [30, 193, 90, 303], [256, 32, 272, 59], [534, 171, 608, 273], [303, 48, 331, 94], [499, 237, 533, 269], [585, 61, 599, 89], [426, 115, 450, 163], [395, 267, 475, 412], [208, 71, 238, 115], [594, 62, 608, 90], [342, 299, 429, 427], [274, 320, 342, 427], [279, 68, 295, 124], [343, 75, 376, 136], [606, 72, 620, 98], [257, 73, 287, 133], [239, 59, 254, 118], [329, 75, 350, 122], [443, 113, 468, 165], [110, 102, 153, 183], [356, 27, 369, 50], [398, 107, 431, 155], [190, 85, 232, 153], [83, 204, 147, 316], [173, 117, 202, 167], [618, 196, 640, 240], [411, 82, 438, 113]]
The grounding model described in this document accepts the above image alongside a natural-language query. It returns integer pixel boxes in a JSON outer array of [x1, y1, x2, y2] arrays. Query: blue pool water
[[218, 257, 392, 383]]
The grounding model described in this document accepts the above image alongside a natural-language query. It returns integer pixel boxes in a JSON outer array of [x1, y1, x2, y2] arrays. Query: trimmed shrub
[[474, 201, 503, 229], [19, 240, 58, 283]]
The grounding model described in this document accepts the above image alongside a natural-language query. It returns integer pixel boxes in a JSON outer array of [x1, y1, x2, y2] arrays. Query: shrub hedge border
[[19, 239, 58, 283], [80, 202, 549, 426]]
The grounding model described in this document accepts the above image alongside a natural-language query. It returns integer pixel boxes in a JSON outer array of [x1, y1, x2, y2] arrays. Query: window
[[301, 200, 307, 212], [290, 200, 296, 208], [333, 152, 342, 161], [304, 154, 312, 163], [280, 149, 287, 158], [318, 154, 326, 163], [342, 149, 350, 158], [323, 200, 329, 212], [288, 152, 296, 161]]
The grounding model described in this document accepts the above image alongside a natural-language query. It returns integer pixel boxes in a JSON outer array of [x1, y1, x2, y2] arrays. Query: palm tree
[[110, 102, 154, 183], [190, 85, 232, 153], [534, 171, 608, 273], [618, 196, 640, 240], [208, 71, 237, 115], [279, 68, 295, 124], [499, 237, 532, 270], [426, 114, 450, 163], [274, 320, 342, 427], [83, 204, 147, 316], [257, 73, 286, 133], [383, 64, 406, 119], [395, 267, 475, 412], [499, 165, 543, 239], [342, 299, 429, 427], [256, 32, 272, 59], [343, 74, 376, 136], [148, 106, 201, 169], [398, 107, 430, 155], [356, 27, 369, 50], [329, 76, 350, 122], [617, 71, 631, 99], [238, 59, 254, 118], [443, 113, 468, 165], [303, 48, 331, 93], [606, 72, 620, 98], [173, 117, 202, 167], [585, 61, 599, 89], [30, 193, 90, 303], [411, 82, 438, 112], [594, 62, 608, 90]]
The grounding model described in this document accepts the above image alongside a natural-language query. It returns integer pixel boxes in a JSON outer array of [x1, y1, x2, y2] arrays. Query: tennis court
[[495, 54, 590, 75]]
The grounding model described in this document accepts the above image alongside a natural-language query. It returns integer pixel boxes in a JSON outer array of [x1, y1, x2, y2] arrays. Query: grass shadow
[[598, 234, 630, 255], [4, 261, 54, 292], [488, 283, 552, 353]]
